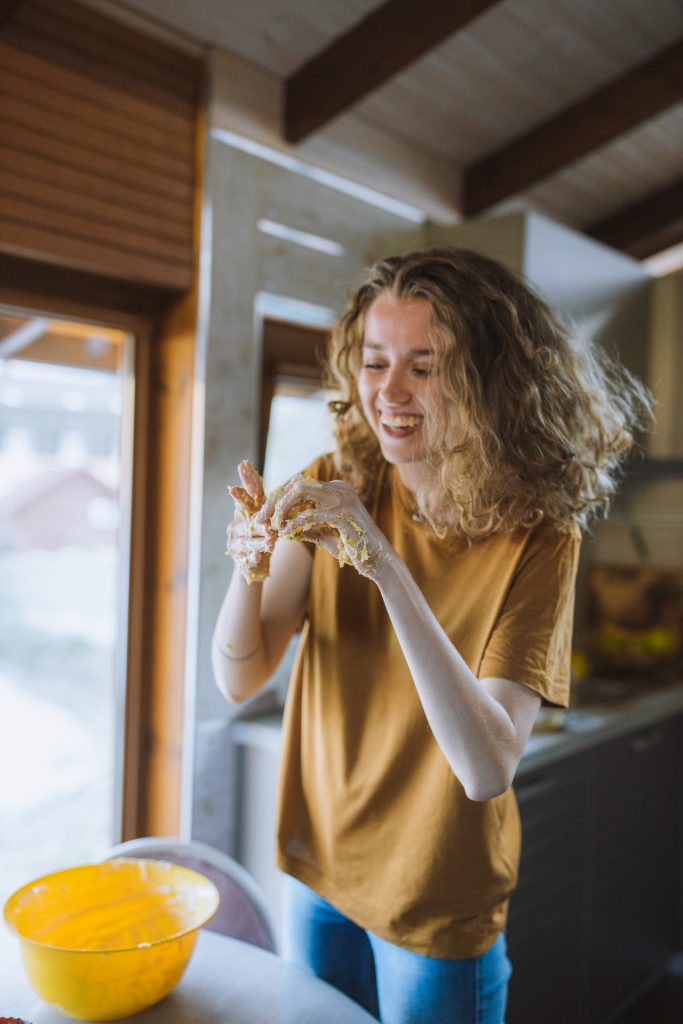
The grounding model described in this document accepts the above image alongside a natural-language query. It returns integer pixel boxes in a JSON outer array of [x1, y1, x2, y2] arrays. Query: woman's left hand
[[271, 475, 395, 581]]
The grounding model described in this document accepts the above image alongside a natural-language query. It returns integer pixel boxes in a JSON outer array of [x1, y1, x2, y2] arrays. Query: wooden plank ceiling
[[71, 0, 683, 259]]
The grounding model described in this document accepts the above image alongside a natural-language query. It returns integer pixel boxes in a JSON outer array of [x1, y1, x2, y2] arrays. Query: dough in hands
[[270, 476, 371, 569], [227, 468, 370, 575]]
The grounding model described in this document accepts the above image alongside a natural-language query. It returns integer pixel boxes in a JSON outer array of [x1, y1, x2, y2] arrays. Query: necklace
[[390, 467, 423, 524]]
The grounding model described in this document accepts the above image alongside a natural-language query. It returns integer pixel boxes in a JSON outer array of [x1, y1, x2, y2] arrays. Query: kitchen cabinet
[[506, 713, 682, 1024], [506, 757, 590, 1024], [586, 718, 681, 1023], [233, 691, 683, 1023]]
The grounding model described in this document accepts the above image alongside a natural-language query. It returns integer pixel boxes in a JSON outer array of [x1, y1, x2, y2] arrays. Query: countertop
[[232, 681, 683, 779]]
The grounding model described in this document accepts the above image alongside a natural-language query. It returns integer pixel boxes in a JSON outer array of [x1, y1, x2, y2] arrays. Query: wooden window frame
[[0, 254, 193, 840]]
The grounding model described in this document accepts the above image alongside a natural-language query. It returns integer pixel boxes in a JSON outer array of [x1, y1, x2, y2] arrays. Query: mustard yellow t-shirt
[[275, 455, 580, 958]]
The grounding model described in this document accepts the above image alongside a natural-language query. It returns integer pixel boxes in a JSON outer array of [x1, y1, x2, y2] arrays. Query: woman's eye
[[413, 366, 434, 378], [363, 362, 386, 371]]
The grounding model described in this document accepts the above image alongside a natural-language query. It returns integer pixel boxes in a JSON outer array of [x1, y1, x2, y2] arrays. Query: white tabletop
[[0, 927, 377, 1023]]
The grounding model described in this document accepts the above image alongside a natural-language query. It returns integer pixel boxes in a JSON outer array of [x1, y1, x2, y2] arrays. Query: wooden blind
[[0, 0, 201, 291]]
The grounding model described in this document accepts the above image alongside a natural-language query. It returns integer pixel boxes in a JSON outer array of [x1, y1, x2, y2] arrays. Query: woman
[[212, 247, 651, 1023]]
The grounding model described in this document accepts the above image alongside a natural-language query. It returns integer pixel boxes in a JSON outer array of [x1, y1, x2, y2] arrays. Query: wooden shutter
[[0, 0, 201, 291]]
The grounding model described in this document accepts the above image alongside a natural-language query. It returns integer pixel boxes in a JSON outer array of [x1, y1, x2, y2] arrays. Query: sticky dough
[[272, 476, 370, 569]]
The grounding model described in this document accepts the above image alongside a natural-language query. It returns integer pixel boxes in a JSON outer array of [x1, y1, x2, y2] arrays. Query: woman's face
[[358, 293, 441, 470]]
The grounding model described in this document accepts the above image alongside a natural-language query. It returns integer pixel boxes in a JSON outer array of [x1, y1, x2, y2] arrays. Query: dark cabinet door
[[587, 718, 681, 1024], [507, 714, 682, 1024], [506, 757, 590, 1024]]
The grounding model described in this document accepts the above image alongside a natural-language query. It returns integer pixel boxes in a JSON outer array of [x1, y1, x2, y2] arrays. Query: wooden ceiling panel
[[284, 0, 503, 142], [351, 0, 683, 167], [77, 0, 382, 76], [512, 0, 679, 71], [525, 104, 683, 228], [349, 31, 542, 164], [463, 37, 683, 214], [587, 176, 683, 259]]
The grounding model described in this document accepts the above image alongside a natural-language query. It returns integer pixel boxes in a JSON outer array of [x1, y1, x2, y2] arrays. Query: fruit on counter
[[597, 623, 677, 655]]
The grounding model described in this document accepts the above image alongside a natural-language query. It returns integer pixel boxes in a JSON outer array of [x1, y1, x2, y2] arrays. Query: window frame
[[0, 259, 192, 840]]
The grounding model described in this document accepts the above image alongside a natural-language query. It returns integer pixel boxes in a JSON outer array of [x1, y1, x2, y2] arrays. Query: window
[[0, 311, 133, 904], [260, 317, 334, 487], [263, 381, 335, 491]]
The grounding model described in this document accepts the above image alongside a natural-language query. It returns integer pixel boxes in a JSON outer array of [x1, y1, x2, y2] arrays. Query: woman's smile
[[379, 411, 424, 437]]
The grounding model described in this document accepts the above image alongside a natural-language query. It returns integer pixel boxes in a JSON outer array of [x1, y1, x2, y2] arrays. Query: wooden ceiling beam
[[0, 0, 24, 30], [587, 177, 683, 260], [284, 0, 501, 143], [464, 38, 683, 215]]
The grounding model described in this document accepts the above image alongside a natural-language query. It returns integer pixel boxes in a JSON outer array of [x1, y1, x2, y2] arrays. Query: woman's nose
[[379, 368, 411, 405]]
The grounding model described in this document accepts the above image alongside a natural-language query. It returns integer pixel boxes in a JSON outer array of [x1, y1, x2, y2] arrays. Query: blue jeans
[[282, 877, 512, 1024]]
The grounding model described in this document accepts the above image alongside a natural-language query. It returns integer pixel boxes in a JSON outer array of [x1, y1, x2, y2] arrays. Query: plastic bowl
[[3, 858, 219, 1020]]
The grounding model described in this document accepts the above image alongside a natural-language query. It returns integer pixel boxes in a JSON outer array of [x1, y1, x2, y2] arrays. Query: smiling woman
[[213, 245, 653, 1024]]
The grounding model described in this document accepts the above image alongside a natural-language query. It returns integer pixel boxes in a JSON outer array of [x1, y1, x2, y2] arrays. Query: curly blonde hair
[[324, 246, 654, 540]]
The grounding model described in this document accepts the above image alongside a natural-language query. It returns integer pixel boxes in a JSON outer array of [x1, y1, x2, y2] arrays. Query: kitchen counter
[[520, 680, 683, 773], [232, 681, 683, 778]]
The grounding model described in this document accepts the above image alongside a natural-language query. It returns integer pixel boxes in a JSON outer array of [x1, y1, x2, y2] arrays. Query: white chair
[[105, 836, 277, 953]]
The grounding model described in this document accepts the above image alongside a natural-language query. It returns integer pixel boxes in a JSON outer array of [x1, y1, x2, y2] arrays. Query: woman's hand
[[271, 475, 395, 581], [226, 461, 276, 583]]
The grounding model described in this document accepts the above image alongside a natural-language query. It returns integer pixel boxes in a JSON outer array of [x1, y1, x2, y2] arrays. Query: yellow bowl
[[3, 858, 219, 1020]]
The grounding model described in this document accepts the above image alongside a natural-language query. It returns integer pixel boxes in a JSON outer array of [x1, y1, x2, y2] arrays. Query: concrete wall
[[185, 130, 420, 852], [209, 47, 460, 226]]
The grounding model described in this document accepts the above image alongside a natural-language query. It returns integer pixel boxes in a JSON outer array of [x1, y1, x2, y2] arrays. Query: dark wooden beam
[[464, 38, 683, 215], [587, 177, 683, 260], [284, 0, 501, 143], [0, 0, 24, 30]]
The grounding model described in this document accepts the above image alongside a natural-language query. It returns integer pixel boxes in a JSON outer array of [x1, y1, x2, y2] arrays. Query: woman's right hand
[[226, 461, 276, 583]]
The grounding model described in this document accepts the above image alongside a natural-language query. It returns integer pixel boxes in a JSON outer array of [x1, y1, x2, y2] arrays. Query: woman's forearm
[[375, 556, 525, 801], [212, 534, 314, 704], [211, 570, 273, 703]]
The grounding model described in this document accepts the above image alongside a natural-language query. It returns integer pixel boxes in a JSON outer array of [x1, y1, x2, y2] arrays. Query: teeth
[[381, 414, 421, 428]]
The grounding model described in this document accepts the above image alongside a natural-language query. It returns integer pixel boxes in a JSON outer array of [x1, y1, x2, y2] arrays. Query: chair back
[[105, 837, 277, 953]]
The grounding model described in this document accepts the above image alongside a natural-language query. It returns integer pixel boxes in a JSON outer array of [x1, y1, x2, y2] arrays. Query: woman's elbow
[[213, 672, 253, 705], [221, 684, 248, 705], [212, 658, 248, 705], [465, 781, 508, 802], [463, 765, 515, 802]]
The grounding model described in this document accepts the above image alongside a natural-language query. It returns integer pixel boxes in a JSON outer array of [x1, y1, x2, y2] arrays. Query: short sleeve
[[479, 524, 581, 707], [301, 453, 337, 484]]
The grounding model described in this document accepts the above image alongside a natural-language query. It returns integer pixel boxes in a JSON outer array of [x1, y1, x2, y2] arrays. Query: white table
[[0, 927, 377, 1023]]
